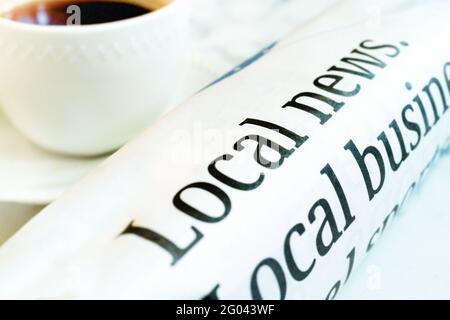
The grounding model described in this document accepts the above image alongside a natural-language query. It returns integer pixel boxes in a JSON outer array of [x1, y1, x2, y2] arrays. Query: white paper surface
[[0, 0, 448, 299], [340, 147, 450, 299]]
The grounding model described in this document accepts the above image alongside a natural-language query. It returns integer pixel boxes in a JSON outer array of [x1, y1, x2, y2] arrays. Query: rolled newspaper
[[0, 0, 449, 299]]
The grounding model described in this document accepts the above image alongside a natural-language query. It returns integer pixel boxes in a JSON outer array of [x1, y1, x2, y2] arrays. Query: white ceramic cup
[[0, 0, 188, 156]]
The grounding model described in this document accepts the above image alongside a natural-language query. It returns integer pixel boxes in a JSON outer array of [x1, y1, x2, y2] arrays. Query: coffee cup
[[0, 0, 188, 156]]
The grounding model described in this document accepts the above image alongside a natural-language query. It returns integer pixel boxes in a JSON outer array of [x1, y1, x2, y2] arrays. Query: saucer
[[0, 110, 105, 204]]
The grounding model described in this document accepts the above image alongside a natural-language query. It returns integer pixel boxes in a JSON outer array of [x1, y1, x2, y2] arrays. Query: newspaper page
[[0, 0, 449, 299]]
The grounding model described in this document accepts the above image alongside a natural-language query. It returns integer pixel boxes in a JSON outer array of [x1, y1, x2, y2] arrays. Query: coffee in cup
[[2, 0, 163, 26]]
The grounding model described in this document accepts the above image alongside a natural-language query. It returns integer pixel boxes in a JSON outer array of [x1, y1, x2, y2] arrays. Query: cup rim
[[0, 0, 182, 33]]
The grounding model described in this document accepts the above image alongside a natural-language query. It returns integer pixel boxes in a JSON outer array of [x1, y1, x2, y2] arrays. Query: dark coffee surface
[[3, 0, 152, 25]]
